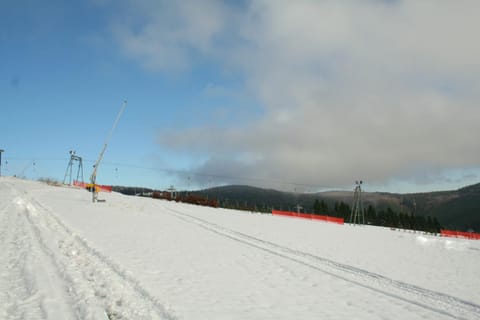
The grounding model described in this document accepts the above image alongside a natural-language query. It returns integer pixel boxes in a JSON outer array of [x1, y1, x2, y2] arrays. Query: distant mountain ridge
[[196, 183, 480, 231], [112, 182, 480, 231]]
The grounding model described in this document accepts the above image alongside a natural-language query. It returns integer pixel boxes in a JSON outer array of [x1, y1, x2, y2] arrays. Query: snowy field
[[1, 177, 480, 320]]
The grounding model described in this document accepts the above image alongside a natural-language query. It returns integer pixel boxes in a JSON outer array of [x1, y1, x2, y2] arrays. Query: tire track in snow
[[0, 199, 36, 319], [1, 186, 79, 319], [162, 204, 480, 320], [5, 182, 177, 320]]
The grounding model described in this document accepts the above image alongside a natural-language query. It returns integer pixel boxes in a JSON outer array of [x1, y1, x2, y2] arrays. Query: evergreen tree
[[313, 199, 330, 215], [313, 199, 321, 214], [339, 201, 350, 219], [426, 216, 434, 233], [385, 207, 395, 227], [433, 217, 442, 233], [415, 215, 426, 231], [366, 205, 376, 225], [408, 213, 416, 230], [320, 200, 328, 214]]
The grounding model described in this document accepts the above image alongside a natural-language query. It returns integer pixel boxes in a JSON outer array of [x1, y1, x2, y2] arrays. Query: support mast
[[90, 100, 127, 202]]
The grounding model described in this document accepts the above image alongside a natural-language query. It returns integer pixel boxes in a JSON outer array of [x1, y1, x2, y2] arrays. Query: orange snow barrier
[[93, 184, 113, 192], [440, 229, 480, 240], [73, 180, 112, 192], [272, 210, 344, 225]]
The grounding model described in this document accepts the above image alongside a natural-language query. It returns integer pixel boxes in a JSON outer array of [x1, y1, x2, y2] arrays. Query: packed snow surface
[[1, 177, 479, 319]]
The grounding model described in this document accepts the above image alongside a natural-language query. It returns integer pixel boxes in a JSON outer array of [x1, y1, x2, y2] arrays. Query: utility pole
[[295, 204, 303, 213], [0, 149, 4, 177], [349, 180, 365, 225]]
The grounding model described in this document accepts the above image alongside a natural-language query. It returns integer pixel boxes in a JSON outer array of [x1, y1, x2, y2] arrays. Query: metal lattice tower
[[63, 150, 84, 185], [349, 180, 365, 224]]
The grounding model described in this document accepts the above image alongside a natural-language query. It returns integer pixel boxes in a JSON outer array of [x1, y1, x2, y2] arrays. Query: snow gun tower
[[63, 150, 84, 185], [90, 100, 127, 203], [349, 180, 365, 224]]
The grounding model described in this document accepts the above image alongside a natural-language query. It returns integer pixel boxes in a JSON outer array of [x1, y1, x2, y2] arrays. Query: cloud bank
[[111, 0, 480, 190]]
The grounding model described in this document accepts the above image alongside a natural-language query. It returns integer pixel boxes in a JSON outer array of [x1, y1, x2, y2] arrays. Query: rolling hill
[[112, 182, 480, 231], [196, 183, 480, 231]]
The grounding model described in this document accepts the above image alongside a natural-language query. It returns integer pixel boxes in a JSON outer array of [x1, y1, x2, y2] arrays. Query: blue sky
[[2, 0, 480, 193]]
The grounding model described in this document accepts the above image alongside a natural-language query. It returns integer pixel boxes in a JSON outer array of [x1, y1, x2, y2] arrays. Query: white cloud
[[111, 0, 480, 190], [110, 0, 229, 70]]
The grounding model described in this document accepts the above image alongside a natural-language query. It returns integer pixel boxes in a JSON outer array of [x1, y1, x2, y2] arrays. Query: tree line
[[313, 199, 442, 233]]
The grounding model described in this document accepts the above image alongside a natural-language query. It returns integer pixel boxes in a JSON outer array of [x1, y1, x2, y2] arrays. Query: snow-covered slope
[[1, 177, 479, 319]]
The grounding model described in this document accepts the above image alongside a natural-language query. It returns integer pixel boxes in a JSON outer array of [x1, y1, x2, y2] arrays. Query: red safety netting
[[272, 210, 344, 224], [440, 229, 480, 240], [73, 180, 87, 188]]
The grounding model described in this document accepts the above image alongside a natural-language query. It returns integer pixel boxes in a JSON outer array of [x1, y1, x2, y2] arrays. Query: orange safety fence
[[272, 210, 344, 225], [440, 229, 480, 240], [73, 180, 112, 192]]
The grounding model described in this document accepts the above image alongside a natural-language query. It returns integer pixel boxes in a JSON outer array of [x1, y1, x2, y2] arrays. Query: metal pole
[[90, 100, 127, 202], [0, 149, 4, 176]]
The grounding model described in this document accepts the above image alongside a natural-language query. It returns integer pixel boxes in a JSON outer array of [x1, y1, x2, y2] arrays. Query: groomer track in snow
[[161, 205, 480, 319]]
